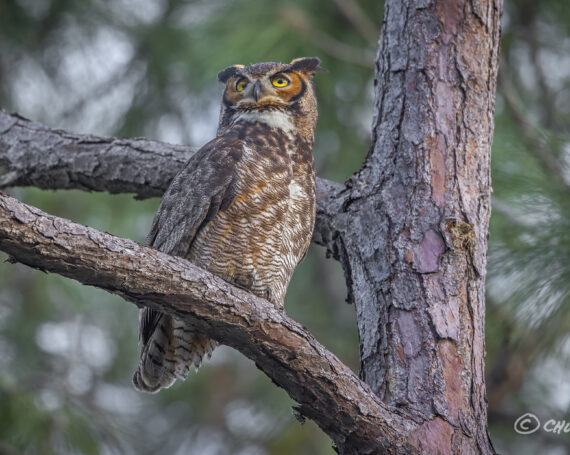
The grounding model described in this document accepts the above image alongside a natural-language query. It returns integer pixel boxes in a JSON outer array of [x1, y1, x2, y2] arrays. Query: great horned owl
[[133, 57, 323, 392]]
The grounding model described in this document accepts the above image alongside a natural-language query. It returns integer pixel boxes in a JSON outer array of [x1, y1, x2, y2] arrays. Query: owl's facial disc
[[217, 58, 321, 136]]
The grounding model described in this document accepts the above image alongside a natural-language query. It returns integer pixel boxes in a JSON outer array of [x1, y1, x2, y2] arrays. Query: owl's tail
[[132, 314, 217, 393]]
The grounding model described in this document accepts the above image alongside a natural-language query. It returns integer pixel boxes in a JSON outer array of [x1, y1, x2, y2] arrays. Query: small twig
[[499, 64, 570, 188], [527, 22, 559, 131], [279, 6, 374, 68], [331, 0, 379, 45]]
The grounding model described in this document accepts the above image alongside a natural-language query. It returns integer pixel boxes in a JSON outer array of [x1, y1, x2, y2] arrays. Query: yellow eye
[[236, 79, 248, 92], [272, 75, 289, 88]]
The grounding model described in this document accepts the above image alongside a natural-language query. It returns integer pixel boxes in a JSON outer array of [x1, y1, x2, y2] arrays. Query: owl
[[133, 57, 323, 392]]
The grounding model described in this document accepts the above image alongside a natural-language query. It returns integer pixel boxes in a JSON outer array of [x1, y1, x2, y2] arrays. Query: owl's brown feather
[[134, 57, 322, 393]]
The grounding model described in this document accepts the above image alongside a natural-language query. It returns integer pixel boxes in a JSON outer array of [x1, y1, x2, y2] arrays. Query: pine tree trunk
[[316, 0, 502, 452]]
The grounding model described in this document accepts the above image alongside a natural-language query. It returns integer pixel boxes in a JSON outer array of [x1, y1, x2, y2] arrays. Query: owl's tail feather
[[132, 315, 217, 393]]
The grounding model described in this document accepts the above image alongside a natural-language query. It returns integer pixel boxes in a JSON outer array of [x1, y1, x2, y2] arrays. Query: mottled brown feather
[[134, 57, 321, 393]]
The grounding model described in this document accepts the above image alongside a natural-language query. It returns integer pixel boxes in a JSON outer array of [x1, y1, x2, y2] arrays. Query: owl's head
[[216, 57, 324, 139]]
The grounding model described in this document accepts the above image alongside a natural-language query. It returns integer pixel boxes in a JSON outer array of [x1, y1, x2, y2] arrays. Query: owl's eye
[[236, 79, 248, 92], [271, 75, 289, 88]]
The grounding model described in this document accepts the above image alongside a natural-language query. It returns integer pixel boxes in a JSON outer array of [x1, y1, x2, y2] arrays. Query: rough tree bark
[[0, 0, 502, 453], [315, 0, 502, 452]]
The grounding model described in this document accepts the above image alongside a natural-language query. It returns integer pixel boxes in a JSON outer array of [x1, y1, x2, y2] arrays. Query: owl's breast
[[187, 138, 315, 306]]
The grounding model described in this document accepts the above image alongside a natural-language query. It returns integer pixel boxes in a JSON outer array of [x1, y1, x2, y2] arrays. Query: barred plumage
[[133, 57, 323, 393]]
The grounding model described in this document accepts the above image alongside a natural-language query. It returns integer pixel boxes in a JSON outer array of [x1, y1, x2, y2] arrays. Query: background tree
[[0, 0, 569, 454]]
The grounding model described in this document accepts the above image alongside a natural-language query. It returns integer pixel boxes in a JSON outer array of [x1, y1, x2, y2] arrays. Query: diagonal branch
[[0, 191, 419, 455], [278, 6, 374, 68], [498, 66, 570, 188], [331, 0, 379, 46]]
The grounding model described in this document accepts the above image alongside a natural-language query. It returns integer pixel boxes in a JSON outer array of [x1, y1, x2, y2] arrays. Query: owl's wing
[[139, 137, 243, 345]]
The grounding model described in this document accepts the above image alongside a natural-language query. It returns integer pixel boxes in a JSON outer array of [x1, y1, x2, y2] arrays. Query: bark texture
[[0, 111, 191, 199], [0, 0, 503, 453], [316, 0, 502, 453]]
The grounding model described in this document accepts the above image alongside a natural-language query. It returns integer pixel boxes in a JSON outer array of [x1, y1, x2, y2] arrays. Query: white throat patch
[[235, 110, 295, 133]]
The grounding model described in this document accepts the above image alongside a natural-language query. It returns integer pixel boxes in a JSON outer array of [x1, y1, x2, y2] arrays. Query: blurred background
[[0, 0, 568, 454]]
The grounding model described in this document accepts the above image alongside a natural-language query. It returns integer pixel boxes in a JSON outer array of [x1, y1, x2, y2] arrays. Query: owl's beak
[[252, 81, 262, 102]]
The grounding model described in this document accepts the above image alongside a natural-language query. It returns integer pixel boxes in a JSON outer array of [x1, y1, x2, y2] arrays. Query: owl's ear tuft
[[289, 57, 326, 76], [218, 64, 245, 83]]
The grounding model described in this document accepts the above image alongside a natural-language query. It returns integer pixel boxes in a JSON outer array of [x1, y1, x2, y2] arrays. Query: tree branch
[[0, 191, 421, 455], [0, 109, 192, 198], [0, 109, 342, 242]]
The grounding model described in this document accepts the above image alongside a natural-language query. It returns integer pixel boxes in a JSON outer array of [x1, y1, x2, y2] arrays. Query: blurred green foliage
[[0, 0, 569, 453]]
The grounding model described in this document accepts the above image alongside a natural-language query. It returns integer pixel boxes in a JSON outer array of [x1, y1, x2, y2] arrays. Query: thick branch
[[0, 110, 191, 198], [0, 192, 419, 455]]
